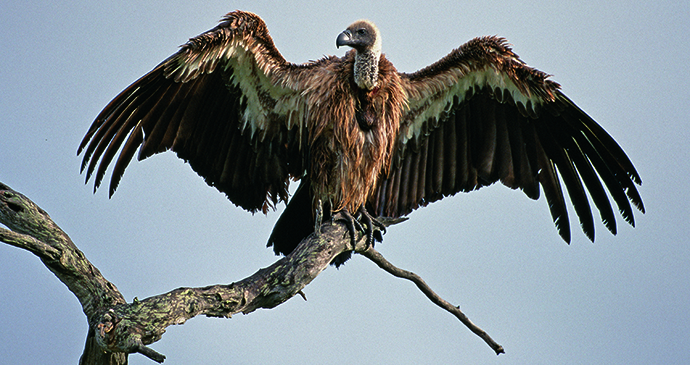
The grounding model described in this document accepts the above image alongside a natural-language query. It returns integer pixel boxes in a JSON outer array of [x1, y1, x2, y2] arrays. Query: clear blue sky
[[1, 1, 688, 364]]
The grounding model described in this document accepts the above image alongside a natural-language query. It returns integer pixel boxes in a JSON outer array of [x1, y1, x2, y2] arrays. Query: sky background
[[1, 1, 688, 364]]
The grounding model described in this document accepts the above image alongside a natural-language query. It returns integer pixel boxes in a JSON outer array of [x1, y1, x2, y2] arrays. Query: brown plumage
[[78, 11, 644, 263]]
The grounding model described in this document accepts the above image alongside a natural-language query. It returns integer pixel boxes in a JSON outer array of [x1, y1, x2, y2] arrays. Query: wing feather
[[110, 124, 144, 196], [415, 136, 429, 209], [473, 94, 498, 181], [369, 36, 643, 243], [566, 137, 617, 235], [494, 102, 514, 187], [536, 117, 594, 241], [441, 108, 457, 196], [89, 84, 165, 189], [534, 132, 571, 242], [82, 83, 157, 180], [79, 11, 315, 213], [454, 105, 476, 191], [398, 146, 414, 212], [430, 122, 444, 198]]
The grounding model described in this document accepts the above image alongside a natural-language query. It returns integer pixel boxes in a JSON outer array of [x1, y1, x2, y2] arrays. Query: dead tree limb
[[0, 182, 503, 363], [359, 247, 505, 355]]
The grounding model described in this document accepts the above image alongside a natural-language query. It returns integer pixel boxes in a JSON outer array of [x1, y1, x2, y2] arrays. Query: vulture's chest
[[308, 84, 402, 212]]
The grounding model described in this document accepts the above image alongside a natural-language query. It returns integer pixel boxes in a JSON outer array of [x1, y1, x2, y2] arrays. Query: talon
[[335, 210, 361, 250], [373, 229, 383, 242], [359, 209, 375, 247], [334, 207, 387, 251], [356, 206, 385, 249]]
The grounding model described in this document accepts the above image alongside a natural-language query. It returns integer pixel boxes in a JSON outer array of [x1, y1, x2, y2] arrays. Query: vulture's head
[[336, 20, 381, 56], [336, 20, 382, 90]]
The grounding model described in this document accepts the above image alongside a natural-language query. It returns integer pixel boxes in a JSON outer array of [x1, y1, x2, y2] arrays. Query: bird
[[78, 10, 644, 265]]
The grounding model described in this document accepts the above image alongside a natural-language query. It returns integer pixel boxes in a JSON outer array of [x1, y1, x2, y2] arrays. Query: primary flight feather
[[79, 11, 644, 263]]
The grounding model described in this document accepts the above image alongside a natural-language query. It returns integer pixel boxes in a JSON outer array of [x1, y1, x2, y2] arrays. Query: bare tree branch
[[359, 246, 505, 355], [0, 182, 503, 363]]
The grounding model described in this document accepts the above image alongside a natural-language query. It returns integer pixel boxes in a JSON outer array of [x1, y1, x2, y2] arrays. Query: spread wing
[[370, 36, 644, 242], [78, 11, 317, 213]]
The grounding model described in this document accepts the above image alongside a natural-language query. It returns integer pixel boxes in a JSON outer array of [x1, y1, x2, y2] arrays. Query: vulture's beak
[[336, 30, 352, 48]]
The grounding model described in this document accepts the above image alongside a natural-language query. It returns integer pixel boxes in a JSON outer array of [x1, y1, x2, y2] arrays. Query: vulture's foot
[[335, 207, 385, 251], [335, 209, 362, 250], [356, 206, 386, 246]]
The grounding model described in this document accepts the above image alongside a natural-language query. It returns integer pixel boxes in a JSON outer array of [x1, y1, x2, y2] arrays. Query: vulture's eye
[[357, 28, 367, 35]]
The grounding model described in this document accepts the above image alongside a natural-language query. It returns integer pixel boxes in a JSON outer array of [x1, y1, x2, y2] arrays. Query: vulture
[[79, 11, 644, 265]]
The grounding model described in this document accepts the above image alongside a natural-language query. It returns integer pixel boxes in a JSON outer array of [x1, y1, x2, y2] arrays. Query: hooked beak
[[336, 30, 352, 48]]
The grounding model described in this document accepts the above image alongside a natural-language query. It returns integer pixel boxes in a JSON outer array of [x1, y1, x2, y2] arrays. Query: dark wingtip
[[77, 131, 92, 156], [108, 174, 122, 199], [602, 217, 618, 236], [557, 224, 572, 244], [630, 192, 646, 214], [77, 140, 87, 156], [79, 143, 95, 175], [552, 211, 572, 244], [80, 158, 88, 174], [92, 179, 100, 194], [620, 208, 636, 228], [583, 226, 595, 242], [629, 169, 643, 186]]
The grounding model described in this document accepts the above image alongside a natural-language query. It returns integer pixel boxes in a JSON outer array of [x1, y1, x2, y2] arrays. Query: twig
[[358, 245, 505, 355]]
